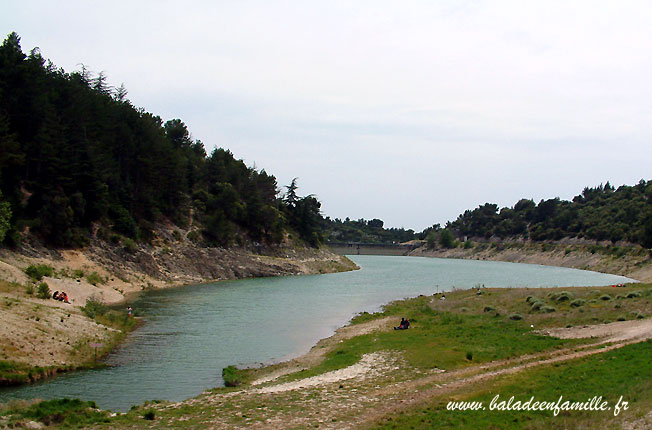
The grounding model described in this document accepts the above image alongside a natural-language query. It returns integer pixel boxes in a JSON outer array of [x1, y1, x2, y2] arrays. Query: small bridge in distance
[[327, 242, 420, 256]]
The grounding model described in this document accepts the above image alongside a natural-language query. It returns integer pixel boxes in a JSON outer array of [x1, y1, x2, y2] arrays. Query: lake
[[0, 255, 634, 411]]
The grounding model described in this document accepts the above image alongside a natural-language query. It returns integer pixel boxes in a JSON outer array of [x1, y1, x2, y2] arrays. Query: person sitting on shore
[[62, 292, 70, 303], [394, 317, 410, 330], [53, 291, 59, 300]]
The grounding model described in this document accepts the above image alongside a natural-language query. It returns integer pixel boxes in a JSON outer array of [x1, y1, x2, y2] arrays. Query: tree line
[[0, 32, 322, 248], [447, 181, 652, 248], [323, 217, 416, 244], [324, 180, 652, 249]]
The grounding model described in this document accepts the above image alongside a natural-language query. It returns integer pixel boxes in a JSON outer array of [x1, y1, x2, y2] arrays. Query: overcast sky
[[3, 1, 651, 231]]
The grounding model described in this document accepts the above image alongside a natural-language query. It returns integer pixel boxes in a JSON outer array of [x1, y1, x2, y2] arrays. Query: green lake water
[[0, 255, 633, 411]]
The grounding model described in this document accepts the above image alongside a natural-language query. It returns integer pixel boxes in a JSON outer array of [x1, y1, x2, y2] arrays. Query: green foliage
[[222, 365, 242, 387], [0, 189, 11, 243], [555, 291, 573, 302], [448, 180, 652, 247], [24, 264, 54, 281], [85, 271, 104, 286], [143, 410, 156, 420], [0, 33, 317, 249], [439, 229, 456, 248], [324, 217, 417, 245], [36, 282, 50, 299], [122, 237, 137, 253], [81, 296, 108, 319], [6, 398, 110, 427], [508, 313, 523, 320]]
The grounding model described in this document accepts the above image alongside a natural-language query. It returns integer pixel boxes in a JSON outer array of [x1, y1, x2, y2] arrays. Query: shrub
[[599, 294, 612, 301], [73, 269, 85, 279], [24, 264, 54, 281], [466, 351, 473, 361], [626, 291, 642, 299], [439, 229, 455, 249], [8, 398, 109, 427], [483, 306, 495, 313], [172, 230, 182, 241], [530, 301, 545, 311], [617, 315, 627, 321], [122, 237, 137, 253], [570, 299, 586, 308], [525, 296, 537, 303], [555, 291, 573, 302], [508, 314, 523, 320], [82, 297, 108, 319], [85, 272, 104, 286], [540, 306, 557, 313], [222, 365, 242, 387], [25, 284, 34, 295], [463, 240, 474, 249], [143, 410, 156, 420], [36, 282, 51, 299]]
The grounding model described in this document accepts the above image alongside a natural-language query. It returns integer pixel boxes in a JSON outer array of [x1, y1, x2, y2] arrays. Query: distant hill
[[0, 32, 322, 249]]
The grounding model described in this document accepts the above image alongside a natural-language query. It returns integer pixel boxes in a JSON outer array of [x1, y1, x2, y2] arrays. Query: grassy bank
[[371, 340, 652, 429]]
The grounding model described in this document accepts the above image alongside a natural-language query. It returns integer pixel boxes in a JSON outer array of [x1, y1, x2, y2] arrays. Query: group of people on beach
[[52, 291, 70, 303]]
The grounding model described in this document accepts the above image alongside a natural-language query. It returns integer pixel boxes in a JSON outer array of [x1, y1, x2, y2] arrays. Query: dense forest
[[0, 32, 323, 248], [443, 181, 652, 248]]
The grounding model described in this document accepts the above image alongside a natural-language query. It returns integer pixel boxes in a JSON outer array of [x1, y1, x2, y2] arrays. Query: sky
[[2, 1, 652, 231]]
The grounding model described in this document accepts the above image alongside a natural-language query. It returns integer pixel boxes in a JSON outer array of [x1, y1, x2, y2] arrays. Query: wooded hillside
[[0, 32, 323, 248]]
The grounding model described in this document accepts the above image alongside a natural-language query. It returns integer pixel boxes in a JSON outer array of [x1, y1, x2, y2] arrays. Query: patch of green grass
[[273, 296, 578, 384], [85, 271, 105, 286], [4, 398, 110, 428], [222, 365, 244, 387], [371, 341, 652, 429]]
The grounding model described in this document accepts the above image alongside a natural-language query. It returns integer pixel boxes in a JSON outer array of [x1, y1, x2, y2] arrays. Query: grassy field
[[370, 340, 652, 429]]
